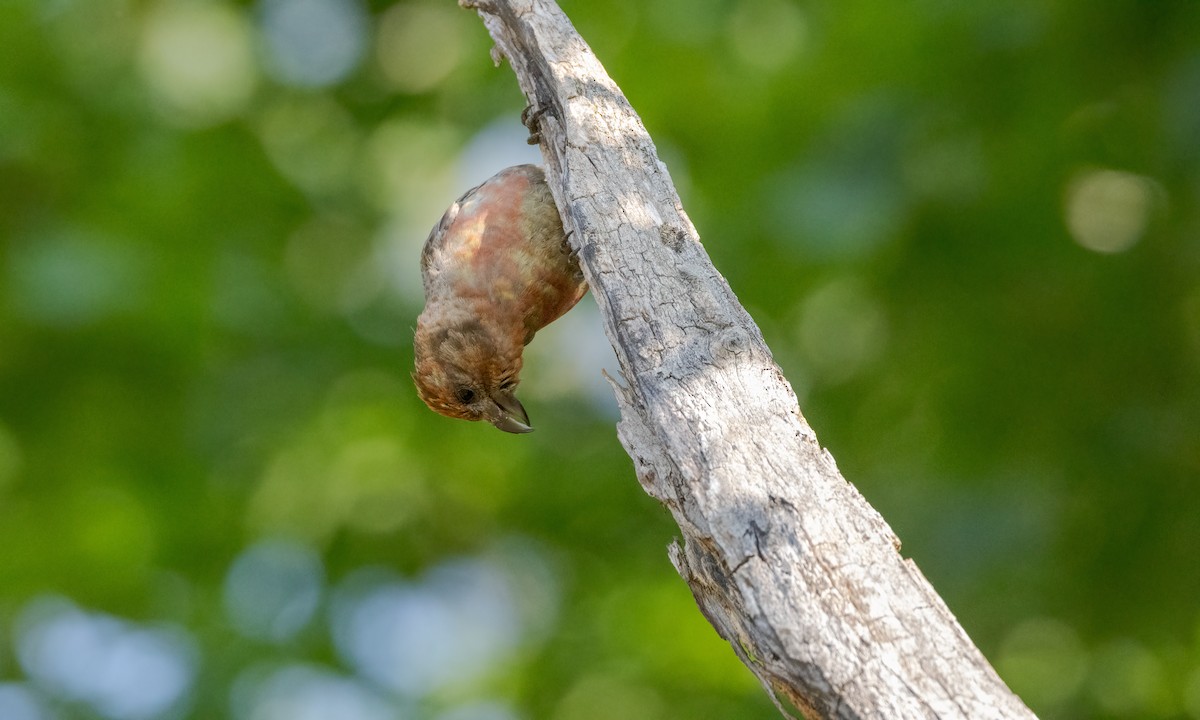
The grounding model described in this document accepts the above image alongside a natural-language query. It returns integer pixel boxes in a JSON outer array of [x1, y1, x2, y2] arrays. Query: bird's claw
[[459, 0, 498, 12], [522, 103, 548, 145]]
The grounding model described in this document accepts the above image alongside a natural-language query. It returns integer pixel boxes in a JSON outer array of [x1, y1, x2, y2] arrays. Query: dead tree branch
[[460, 1, 1037, 717]]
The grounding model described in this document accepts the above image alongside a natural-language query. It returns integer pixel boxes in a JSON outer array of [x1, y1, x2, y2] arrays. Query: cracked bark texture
[[459, 1, 1038, 717]]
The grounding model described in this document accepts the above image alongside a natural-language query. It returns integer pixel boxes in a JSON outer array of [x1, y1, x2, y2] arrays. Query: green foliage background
[[1, 0, 1199, 718]]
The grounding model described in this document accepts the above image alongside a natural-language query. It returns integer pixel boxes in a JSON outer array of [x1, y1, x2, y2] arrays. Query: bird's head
[[412, 312, 532, 434]]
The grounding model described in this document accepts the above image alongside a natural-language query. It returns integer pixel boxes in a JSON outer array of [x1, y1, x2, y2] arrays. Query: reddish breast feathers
[[412, 165, 587, 433]]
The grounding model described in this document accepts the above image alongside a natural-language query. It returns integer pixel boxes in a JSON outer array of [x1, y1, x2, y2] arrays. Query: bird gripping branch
[[413, 163, 587, 433]]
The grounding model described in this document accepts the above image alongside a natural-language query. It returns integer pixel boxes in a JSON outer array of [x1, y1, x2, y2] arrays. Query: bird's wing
[[420, 201, 459, 279], [420, 178, 491, 280]]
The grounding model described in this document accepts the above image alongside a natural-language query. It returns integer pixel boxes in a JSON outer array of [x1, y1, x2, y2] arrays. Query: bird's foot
[[522, 103, 549, 145]]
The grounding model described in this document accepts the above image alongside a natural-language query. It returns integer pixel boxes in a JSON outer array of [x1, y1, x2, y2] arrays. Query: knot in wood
[[710, 326, 751, 364], [658, 223, 688, 252]]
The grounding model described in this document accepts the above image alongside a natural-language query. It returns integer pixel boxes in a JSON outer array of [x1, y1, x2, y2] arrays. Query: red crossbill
[[413, 164, 588, 433]]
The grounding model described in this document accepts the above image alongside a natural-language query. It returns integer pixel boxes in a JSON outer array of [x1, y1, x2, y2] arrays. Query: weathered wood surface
[[461, 1, 1037, 717]]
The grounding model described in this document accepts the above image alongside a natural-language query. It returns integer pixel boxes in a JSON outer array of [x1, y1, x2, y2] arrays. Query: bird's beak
[[488, 390, 533, 434]]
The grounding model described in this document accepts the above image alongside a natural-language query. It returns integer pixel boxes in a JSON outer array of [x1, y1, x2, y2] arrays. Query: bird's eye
[[455, 387, 476, 404]]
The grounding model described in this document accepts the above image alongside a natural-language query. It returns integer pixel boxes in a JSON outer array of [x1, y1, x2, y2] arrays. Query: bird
[[413, 164, 588, 433]]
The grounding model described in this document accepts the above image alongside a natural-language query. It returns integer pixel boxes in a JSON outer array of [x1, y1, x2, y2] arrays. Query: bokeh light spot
[[645, 0, 722, 45], [249, 371, 425, 540], [258, 0, 368, 88], [0, 684, 52, 720], [1064, 168, 1158, 254], [70, 485, 158, 580], [251, 434, 424, 540], [209, 250, 289, 335], [1088, 639, 1170, 716], [522, 295, 621, 418], [257, 95, 362, 198], [436, 701, 521, 720], [459, 116, 545, 180], [902, 132, 987, 204], [223, 539, 324, 643], [767, 162, 904, 261], [798, 278, 888, 384], [332, 561, 520, 696], [554, 674, 665, 720], [328, 438, 423, 534], [138, 0, 257, 126], [598, 580, 757, 692], [377, 0, 466, 93], [7, 229, 145, 328], [997, 617, 1088, 711], [728, 0, 809, 71], [331, 550, 557, 698], [284, 215, 378, 315], [231, 664, 397, 720], [361, 119, 460, 217], [16, 597, 198, 720]]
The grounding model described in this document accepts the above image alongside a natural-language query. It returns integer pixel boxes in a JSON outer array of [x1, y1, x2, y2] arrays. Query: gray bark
[[460, 1, 1038, 717]]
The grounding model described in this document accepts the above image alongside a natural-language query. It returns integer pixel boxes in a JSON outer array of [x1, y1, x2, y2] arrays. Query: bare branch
[[460, 1, 1037, 717]]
